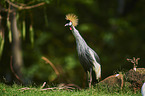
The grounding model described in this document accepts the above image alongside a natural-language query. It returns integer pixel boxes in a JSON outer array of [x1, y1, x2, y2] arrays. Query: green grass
[[0, 83, 141, 96]]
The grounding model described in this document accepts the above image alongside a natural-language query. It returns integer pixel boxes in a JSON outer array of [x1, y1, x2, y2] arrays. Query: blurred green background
[[0, 0, 145, 87]]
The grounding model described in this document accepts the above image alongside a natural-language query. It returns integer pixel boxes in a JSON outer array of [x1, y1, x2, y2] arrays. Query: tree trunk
[[10, 6, 23, 84]]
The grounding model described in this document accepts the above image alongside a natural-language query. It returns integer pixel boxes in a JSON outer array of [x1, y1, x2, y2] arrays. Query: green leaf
[[30, 25, 34, 46], [0, 37, 4, 58], [7, 20, 12, 43], [22, 21, 26, 40]]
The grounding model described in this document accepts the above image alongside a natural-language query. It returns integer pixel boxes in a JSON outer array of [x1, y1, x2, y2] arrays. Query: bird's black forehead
[[66, 20, 71, 23]]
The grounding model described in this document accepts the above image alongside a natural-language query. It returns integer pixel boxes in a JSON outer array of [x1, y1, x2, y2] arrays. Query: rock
[[96, 73, 123, 92], [125, 68, 145, 92]]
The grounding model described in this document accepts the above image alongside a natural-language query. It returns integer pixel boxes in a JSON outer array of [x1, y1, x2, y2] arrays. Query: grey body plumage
[[65, 15, 101, 87]]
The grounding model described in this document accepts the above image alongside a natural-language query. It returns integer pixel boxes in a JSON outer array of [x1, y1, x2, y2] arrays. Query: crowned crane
[[64, 14, 101, 87], [142, 82, 145, 96]]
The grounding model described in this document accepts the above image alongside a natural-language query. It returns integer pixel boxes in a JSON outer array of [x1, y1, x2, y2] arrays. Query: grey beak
[[65, 23, 69, 26]]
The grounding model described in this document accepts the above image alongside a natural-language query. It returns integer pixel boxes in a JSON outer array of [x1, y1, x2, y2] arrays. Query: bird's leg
[[89, 68, 92, 88]]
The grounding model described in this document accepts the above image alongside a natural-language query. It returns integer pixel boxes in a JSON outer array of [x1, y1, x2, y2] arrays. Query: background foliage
[[0, 0, 145, 87]]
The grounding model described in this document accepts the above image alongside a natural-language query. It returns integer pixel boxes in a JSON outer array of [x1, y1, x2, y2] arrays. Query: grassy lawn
[[0, 83, 141, 96]]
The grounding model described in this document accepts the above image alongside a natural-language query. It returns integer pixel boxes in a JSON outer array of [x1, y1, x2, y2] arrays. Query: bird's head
[[65, 14, 78, 30], [65, 20, 73, 27]]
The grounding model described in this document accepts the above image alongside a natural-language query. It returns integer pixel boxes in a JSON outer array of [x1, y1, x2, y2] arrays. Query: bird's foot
[[89, 82, 92, 88]]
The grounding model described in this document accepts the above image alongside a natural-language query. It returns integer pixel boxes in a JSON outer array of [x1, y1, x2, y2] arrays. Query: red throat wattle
[[69, 27, 72, 30]]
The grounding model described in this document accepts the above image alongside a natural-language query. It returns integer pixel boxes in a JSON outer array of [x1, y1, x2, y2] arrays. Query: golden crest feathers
[[65, 14, 78, 27]]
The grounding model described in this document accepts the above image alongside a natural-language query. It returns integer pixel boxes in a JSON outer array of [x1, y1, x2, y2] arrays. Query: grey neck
[[71, 25, 86, 44], [71, 25, 87, 49]]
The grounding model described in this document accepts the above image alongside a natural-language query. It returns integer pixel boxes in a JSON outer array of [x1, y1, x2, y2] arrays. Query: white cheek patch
[[89, 49, 101, 79], [69, 22, 72, 26]]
